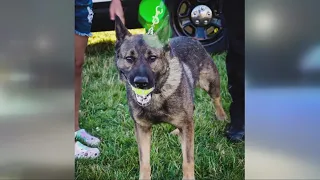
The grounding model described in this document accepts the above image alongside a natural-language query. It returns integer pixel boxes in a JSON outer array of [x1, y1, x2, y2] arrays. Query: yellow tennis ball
[[131, 85, 154, 96]]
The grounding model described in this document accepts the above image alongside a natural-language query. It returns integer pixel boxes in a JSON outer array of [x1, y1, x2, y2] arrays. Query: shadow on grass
[[86, 40, 115, 56]]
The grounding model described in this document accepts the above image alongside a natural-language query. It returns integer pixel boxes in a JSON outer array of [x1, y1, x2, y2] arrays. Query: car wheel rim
[[173, 0, 223, 44]]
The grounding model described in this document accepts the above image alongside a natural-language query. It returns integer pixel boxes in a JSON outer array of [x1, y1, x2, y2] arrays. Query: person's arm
[[109, 0, 125, 24]]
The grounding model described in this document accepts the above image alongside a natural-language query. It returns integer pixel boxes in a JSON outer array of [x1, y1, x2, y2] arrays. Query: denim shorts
[[75, 0, 94, 37]]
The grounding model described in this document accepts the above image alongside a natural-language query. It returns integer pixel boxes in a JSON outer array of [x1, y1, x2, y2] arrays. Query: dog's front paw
[[139, 175, 151, 180], [139, 165, 151, 180], [182, 174, 195, 180]]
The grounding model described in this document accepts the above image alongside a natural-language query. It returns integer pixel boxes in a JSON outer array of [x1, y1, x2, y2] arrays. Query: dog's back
[[169, 36, 219, 88], [170, 36, 210, 66]]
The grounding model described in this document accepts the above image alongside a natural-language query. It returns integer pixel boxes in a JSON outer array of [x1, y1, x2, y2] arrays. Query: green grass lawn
[[75, 29, 244, 180]]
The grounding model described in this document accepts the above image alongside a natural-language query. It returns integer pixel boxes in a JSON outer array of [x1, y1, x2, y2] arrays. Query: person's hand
[[110, 0, 125, 24]]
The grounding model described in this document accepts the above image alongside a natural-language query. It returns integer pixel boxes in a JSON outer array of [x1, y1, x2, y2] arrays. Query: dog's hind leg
[[170, 128, 180, 136], [134, 123, 152, 180], [198, 59, 227, 121]]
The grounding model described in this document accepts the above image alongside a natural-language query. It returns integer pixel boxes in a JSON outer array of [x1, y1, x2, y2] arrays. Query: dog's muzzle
[[130, 85, 154, 107], [121, 72, 155, 107]]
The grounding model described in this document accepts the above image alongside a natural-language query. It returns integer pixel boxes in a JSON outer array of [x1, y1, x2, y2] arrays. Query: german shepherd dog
[[114, 16, 227, 180]]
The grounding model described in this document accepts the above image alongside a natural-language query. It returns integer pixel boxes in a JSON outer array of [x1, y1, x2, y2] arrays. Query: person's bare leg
[[74, 34, 101, 148], [74, 1, 100, 159], [75, 34, 88, 131]]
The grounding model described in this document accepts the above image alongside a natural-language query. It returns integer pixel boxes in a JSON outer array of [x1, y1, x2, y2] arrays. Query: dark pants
[[223, 0, 245, 129]]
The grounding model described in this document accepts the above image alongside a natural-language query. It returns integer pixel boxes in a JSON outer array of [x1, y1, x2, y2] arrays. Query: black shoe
[[225, 124, 245, 143]]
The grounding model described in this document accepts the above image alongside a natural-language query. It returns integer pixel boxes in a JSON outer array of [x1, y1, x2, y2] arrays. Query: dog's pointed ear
[[115, 15, 131, 44]]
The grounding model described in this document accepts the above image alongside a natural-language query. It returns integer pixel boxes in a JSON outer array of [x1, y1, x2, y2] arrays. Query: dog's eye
[[148, 55, 157, 62], [125, 56, 134, 63]]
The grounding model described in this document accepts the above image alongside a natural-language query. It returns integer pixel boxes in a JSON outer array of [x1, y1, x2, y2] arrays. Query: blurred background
[[246, 0, 320, 86], [245, 0, 320, 179], [0, 0, 74, 179]]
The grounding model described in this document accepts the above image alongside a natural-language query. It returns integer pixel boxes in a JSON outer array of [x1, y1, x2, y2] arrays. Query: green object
[[138, 0, 168, 33], [138, 0, 172, 44], [131, 85, 154, 96]]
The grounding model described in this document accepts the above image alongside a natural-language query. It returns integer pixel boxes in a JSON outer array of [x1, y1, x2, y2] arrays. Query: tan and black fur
[[114, 16, 227, 180]]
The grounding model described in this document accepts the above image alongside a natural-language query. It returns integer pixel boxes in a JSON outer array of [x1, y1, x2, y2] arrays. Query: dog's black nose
[[134, 76, 149, 89]]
